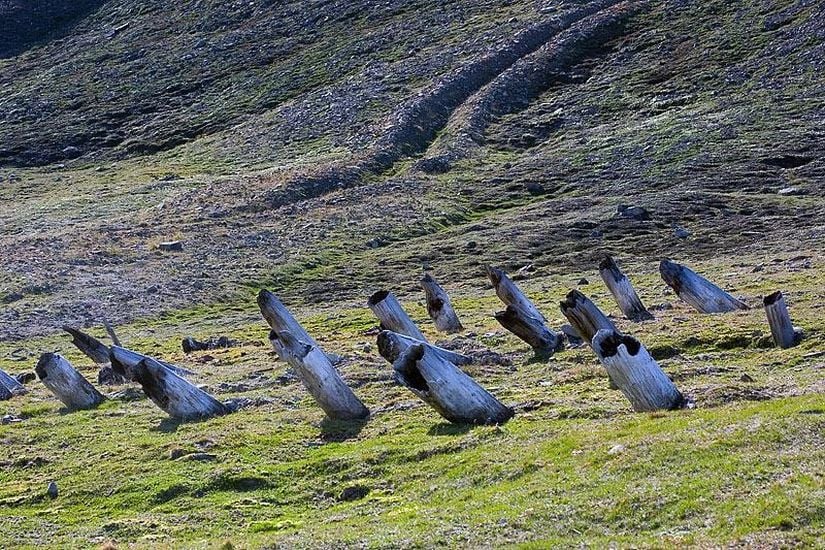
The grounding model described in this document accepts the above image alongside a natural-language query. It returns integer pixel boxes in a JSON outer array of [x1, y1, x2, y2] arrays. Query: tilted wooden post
[[486, 266, 545, 321], [258, 289, 369, 421], [109, 346, 193, 380], [382, 331, 474, 366], [377, 330, 513, 425], [367, 290, 426, 340], [35, 353, 105, 410], [132, 357, 229, 420], [659, 259, 748, 313], [0, 367, 27, 396], [420, 274, 463, 333], [599, 256, 653, 321], [763, 291, 802, 348], [487, 266, 563, 355], [63, 326, 129, 385], [0, 382, 10, 401], [559, 290, 617, 345], [494, 305, 563, 357], [591, 330, 686, 412]]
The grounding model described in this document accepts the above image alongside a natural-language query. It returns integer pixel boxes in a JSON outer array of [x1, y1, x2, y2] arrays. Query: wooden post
[[494, 305, 563, 357], [385, 331, 474, 366], [377, 330, 513, 425], [258, 289, 369, 421], [0, 382, 10, 401], [659, 259, 748, 313], [486, 266, 545, 321], [109, 346, 193, 380], [63, 326, 129, 385], [367, 290, 426, 340], [35, 353, 105, 410], [0, 367, 27, 396], [420, 274, 463, 333], [599, 256, 653, 321], [763, 291, 801, 348], [591, 330, 686, 412], [271, 330, 369, 420], [132, 356, 229, 420], [559, 290, 617, 345]]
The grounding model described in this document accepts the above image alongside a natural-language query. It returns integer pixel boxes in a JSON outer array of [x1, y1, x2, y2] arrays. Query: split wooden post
[[132, 356, 229, 420], [367, 290, 426, 340], [559, 290, 617, 345], [659, 259, 748, 313], [63, 326, 128, 385], [0, 367, 27, 396], [494, 305, 563, 357], [35, 353, 105, 410], [258, 289, 369, 421], [591, 330, 686, 412], [599, 256, 653, 321], [420, 274, 463, 333], [377, 330, 513, 425], [763, 291, 801, 348], [486, 266, 545, 321]]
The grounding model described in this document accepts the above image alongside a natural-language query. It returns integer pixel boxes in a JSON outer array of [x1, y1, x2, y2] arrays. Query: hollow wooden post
[[486, 266, 545, 321], [560, 290, 617, 345], [63, 326, 129, 385], [763, 291, 801, 348], [420, 274, 463, 333], [109, 346, 193, 380], [258, 289, 369, 421], [35, 353, 105, 410], [377, 331, 513, 425], [0, 367, 27, 396], [591, 330, 686, 412], [599, 256, 653, 321], [494, 305, 563, 357], [133, 356, 229, 420], [367, 290, 426, 340], [659, 260, 748, 313]]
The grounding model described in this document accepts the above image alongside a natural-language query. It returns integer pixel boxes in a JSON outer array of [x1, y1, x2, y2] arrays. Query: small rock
[[15, 372, 35, 384], [673, 226, 690, 239], [2, 292, 23, 304], [338, 485, 370, 502], [465, 241, 477, 250], [607, 444, 626, 456], [169, 448, 187, 460], [577, 278, 589, 285], [157, 241, 183, 252], [525, 182, 544, 195], [739, 373, 754, 383], [47, 481, 58, 499], [616, 204, 651, 221], [777, 187, 804, 196], [61, 146, 81, 159], [361, 343, 372, 353], [1, 414, 23, 425], [751, 265, 764, 273], [179, 452, 217, 462]]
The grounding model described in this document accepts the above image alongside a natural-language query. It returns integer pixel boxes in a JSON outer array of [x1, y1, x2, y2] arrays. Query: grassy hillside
[[0, 0, 823, 547]]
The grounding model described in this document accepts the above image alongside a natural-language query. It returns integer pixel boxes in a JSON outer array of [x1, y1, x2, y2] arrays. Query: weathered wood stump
[[420, 274, 463, 333], [63, 326, 129, 385], [258, 289, 369, 421], [599, 256, 653, 321], [109, 346, 194, 380], [133, 356, 229, 420], [377, 330, 513, 425], [368, 290, 426, 340], [559, 290, 617, 345], [0, 367, 28, 396], [591, 330, 686, 412], [494, 305, 563, 357], [763, 291, 802, 348], [486, 266, 545, 321], [35, 353, 105, 410], [659, 260, 748, 313], [384, 331, 474, 366]]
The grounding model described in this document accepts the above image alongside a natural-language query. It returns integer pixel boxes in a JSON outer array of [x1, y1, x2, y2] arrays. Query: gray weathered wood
[[378, 330, 513, 425], [763, 291, 801, 349], [368, 290, 426, 341], [659, 260, 748, 313], [271, 330, 369, 420], [35, 353, 105, 410], [494, 305, 563, 357], [385, 331, 474, 366], [591, 330, 686, 412], [599, 256, 654, 321], [0, 367, 27, 396], [559, 290, 617, 345], [63, 326, 129, 385], [103, 321, 122, 346], [133, 357, 229, 420], [420, 274, 463, 333], [109, 346, 194, 380], [258, 289, 369, 421], [0, 383, 11, 401], [486, 266, 545, 322]]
